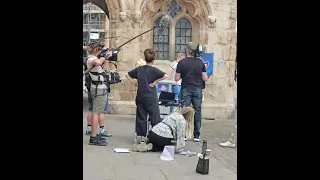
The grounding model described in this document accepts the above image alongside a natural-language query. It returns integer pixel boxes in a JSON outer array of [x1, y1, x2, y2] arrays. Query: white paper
[[113, 148, 130, 153], [160, 146, 175, 161]]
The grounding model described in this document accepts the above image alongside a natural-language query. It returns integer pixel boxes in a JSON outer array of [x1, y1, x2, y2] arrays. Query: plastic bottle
[[133, 132, 137, 145], [201, 140, 207, 158]]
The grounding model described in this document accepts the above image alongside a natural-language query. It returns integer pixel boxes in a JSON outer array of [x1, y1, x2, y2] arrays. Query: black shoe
[[89, 136, 107, 146], [97, 134, 107, 142]]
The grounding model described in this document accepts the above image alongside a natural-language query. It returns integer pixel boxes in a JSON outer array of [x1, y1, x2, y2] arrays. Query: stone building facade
[[83, 0, 237, 119]]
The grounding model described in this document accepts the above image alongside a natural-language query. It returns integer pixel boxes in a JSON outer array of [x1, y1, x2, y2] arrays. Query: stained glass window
[[165, 0, 182, 18], [175, 18, 192, 58], [153, 17, 170, 60]]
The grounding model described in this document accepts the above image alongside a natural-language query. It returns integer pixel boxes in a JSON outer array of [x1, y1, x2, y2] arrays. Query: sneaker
[[132, 141, 146, 152], [184, 138, 187, 141], [97, 134, 107, 142], [85, 132, 107, 142], [137, 142, 153, 152], [85, 130, 91, 135], [89, 136, 107, 146], [194, 137, 201, 142], [219, 141, 236, 148], [100, 131, 112, 137], [132, 144, 139, 152]]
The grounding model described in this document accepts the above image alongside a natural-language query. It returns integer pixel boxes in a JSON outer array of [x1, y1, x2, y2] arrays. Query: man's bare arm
[[175, 73, 181, 81], [149, 74, 169, 87], [155, 74, 168, 84], [167, 67, 173, 78], [103, 60, 109, 71], [202, 72, 208, 82], [91, 57, 106, 66], [91, 52, 112, 66]]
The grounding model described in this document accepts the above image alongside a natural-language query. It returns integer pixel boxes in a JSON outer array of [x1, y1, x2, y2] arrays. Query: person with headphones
[[85, 42, 112, 146], [175, 42, 208, 142]]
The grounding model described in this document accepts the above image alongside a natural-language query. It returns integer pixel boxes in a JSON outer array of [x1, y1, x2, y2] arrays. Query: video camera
[[88, 41, 119, 61], [186, 42, 204, 59], [97, 47, 120, 62], [194, 44, 203, 59]]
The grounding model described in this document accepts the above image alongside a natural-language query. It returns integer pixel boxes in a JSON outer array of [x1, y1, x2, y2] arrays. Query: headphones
[[195, 44, 203, 58], [185, 43, 203, 58]]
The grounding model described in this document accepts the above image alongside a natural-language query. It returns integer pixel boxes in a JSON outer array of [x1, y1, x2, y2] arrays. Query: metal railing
[[83, 23, 105, 30]]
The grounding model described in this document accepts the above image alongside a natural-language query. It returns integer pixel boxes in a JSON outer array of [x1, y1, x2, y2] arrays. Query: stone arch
[[140, 0, 214, 21], [141, 0, 212, 60], [141, 0, 215, 30], [83, 0, 110, 18], [135, 0, 143, 12], [82, 0, 127, 18], [201, 0, 214, 17], [177, 0, 215, 28], [83, 0, 127, 20], [106, 0, 127, 19], [118, 0, 126, 12]]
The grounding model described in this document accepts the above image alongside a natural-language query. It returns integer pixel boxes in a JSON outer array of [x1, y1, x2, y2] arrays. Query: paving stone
[[83, 164, 116, 180], [158, 163, 222, 180], [113, 165, 167, 180], [83, 104, 237, 180]]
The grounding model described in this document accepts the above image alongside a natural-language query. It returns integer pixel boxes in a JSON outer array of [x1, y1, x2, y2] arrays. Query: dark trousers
[[147, 131, 173, 152], [180, 87, 203, 138], [135, 95, 161, 137]]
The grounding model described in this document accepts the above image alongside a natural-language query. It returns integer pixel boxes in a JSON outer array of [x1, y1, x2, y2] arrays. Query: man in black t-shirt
[[175, 42, 209, 142], [126, 49, 168, 149]]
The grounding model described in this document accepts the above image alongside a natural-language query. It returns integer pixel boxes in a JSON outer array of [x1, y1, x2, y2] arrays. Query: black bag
[[106, 62, 121, 84], [196, 157, 209, 175], [83, 57, 92, 87]]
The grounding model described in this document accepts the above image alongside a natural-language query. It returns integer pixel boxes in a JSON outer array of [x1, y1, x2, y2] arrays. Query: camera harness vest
[[85, 56, 108, 97], [84, 56, 122, 96]]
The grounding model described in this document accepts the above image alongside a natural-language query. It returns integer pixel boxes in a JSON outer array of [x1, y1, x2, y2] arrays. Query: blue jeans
[[87, 87, 108, 113], [103, 92, 109, 113], [170, 85, 181, 112], [180, 87, 203, 138]]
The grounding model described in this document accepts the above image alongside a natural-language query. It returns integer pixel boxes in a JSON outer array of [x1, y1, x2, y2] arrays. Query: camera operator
[[84, 45, 112, 138], [175, 42, 208, 142], [86, 42, 112, 146]]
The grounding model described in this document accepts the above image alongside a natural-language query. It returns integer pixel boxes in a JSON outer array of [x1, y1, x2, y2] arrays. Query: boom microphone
[[159, 15, 170, 28], [83, 14, 171, 76], [158, 15, 170, 34]]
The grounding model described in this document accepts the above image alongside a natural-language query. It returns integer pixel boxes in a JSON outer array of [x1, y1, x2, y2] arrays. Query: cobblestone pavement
[[195, 119, 237, 174], [83, 102, 237, 180], [83, 80, 237, 179]]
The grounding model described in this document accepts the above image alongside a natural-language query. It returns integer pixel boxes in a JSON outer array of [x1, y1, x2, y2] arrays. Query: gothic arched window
[[175, 18, 192, 58], [153, 17, 170, 60]]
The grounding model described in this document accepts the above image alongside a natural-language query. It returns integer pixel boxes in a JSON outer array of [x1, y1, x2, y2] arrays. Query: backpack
[[83, 57, 92, 87]]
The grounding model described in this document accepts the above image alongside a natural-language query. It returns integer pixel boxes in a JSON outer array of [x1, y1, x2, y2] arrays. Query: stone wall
[[104, 0, 237, 119]]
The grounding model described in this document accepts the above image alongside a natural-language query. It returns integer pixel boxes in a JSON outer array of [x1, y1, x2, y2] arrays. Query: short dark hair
[[144, 49, 156, 63]]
